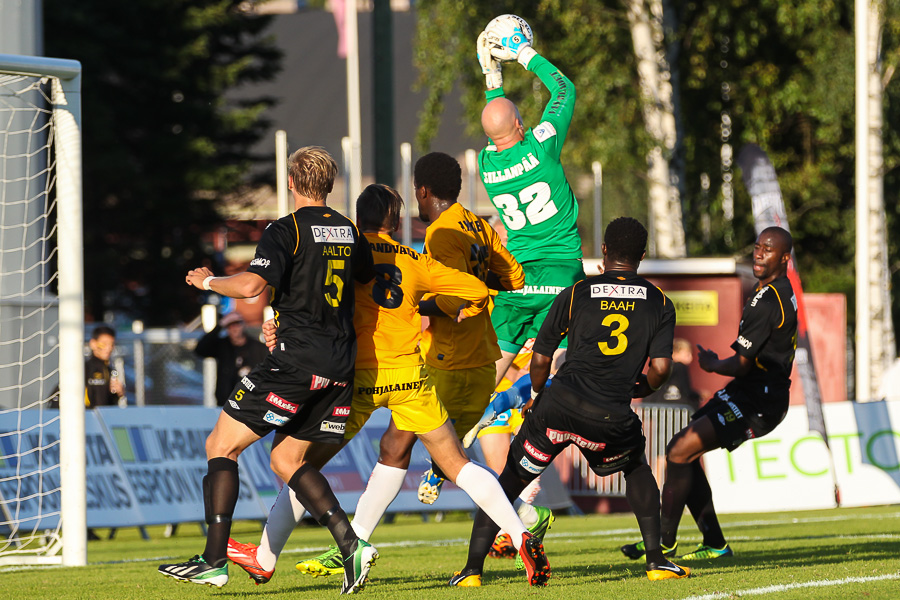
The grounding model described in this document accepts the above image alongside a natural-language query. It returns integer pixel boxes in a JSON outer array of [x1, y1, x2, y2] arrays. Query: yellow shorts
[[425, 363, 495, 439], [478, 407, 525, 438], [345, 365, 448, 439]]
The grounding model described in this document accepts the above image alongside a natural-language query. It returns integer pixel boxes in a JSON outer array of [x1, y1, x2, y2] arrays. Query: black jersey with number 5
[[247, 206, 375, 381], [533, 270, 676, 413]]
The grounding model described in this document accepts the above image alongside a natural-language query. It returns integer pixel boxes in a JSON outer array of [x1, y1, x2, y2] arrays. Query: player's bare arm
[[697, 344, 753, 377], [633, 357, 674, 398], [186, 268, 268, 299]]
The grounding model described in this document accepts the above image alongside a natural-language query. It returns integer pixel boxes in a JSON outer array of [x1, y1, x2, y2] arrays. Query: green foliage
[[44, 0, 282, 325], [413, 0, 900, 333]]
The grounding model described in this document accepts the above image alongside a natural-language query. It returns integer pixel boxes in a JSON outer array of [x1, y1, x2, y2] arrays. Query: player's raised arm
[[482, 19, 575, 158]]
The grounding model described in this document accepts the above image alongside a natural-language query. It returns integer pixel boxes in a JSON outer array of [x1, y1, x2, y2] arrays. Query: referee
[[453, 216, 690, 583]]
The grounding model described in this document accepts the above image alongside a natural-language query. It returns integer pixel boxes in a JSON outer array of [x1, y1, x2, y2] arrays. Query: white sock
[[515, 498, 539, 529], [519, 476, 542, 504], [454, 462, 527, 548], [256, 485, 306, 571], [350, 462, 407, 541]]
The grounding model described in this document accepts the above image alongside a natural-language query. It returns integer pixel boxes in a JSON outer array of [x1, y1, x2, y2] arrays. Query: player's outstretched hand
[[477, 31, 503, 89], [485, 18, 537, 67], [185, 267, 213, 289], [696, 344, 718, 372]]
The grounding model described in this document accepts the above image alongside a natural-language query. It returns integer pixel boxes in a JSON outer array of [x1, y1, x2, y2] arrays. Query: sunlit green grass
[[3, 505, 899, 600]]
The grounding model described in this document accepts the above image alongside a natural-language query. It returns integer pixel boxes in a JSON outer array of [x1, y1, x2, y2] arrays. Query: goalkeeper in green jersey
[[476, 26, 584, 385]]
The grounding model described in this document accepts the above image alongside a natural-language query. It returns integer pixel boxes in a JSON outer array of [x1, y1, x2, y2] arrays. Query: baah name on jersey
[[545, 428, 605, 451], [311, 225, 354, 244], [482, 153, 541, 184]]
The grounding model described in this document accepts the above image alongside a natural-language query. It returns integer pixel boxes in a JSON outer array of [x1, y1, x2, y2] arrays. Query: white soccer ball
[[484, 14, 534, 62]]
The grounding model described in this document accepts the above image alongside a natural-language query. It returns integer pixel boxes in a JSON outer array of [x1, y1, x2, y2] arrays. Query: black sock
[[660, 459, 693, 548], [463, 509, 498, 574], [685, 460, 727, 548], [624, 463, 663, 566], [202, 457, 239, 568], [288, 464, 357, 558]]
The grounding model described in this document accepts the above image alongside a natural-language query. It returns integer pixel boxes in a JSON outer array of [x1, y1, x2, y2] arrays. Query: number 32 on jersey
[[493, 181, 557, 231]]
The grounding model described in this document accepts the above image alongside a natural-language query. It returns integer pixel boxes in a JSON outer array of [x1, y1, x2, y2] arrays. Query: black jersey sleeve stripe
[[290, 213, 301, 255], [769, 284, 786, 328], [654, 285, 667, 305], [567, 281, 580, 322]]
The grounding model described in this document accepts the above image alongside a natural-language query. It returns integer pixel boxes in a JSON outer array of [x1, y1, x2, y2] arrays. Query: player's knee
[[269, 452, 296, 482], [378, 436, 414, 468], [665, 430, 690, 461]]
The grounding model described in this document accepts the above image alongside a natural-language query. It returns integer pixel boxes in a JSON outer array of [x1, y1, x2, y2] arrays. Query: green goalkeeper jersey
[[479, 54, 581, 263]]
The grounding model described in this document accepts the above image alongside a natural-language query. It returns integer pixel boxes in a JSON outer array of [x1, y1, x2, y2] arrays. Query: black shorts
[[695, 387, 787, 452], [223, 359, 352, 444], [506, 385, 646, 480]]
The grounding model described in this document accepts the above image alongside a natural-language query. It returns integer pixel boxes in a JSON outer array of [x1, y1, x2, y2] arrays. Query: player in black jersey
[[159, 147, 378, 594], [621, 226, 797, 563], [452, 217, 690, 584]]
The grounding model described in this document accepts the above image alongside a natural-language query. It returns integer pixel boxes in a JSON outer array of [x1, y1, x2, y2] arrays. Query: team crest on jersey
[[311, 225, 354, 244], [266, 392, 298, 414], [590, 284, 647, 300]]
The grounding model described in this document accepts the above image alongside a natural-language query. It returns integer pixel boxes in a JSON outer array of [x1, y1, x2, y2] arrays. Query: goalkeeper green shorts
[[491, 259, 584, 353]]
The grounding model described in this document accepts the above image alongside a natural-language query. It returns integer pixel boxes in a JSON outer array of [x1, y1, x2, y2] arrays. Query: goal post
[[0, 54, 84, 566]]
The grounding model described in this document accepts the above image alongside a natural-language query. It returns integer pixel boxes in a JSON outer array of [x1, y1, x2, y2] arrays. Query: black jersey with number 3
[[533, 270, 676, 412], [247, 206, 374, 381]]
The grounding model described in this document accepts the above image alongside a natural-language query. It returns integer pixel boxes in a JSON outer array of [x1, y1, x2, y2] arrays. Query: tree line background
[[44, 0, 900, 344]]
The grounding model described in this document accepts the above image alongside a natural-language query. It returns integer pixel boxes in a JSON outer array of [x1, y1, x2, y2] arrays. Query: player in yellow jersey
[[227, 184, 551, 588], [412, 151, 524, 502]]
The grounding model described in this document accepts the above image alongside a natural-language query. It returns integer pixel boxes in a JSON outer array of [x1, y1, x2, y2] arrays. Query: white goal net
[[0, 54, 84, 566]]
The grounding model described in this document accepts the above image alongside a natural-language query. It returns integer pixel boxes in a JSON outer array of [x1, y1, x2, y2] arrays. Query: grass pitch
[[2, 505, 899, 600]]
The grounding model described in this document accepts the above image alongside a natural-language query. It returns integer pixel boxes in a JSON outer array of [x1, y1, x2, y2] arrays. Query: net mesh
[[0, 72, 64, 561]]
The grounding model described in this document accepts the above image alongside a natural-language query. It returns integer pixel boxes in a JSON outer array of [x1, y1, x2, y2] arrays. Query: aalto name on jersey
[[482, 152, 541, 184]]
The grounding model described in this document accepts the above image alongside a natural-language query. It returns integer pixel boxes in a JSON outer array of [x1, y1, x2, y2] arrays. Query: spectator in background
[[195, 311, 268, 407], [644, 338, 700, 411], [85, 325, 125, 408]]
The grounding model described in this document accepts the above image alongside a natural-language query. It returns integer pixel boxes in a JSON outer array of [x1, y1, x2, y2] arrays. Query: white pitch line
[[671, 573, 900, 600]]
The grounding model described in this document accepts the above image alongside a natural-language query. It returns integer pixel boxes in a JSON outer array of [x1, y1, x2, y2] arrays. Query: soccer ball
[[484, 14, 534, 62]]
